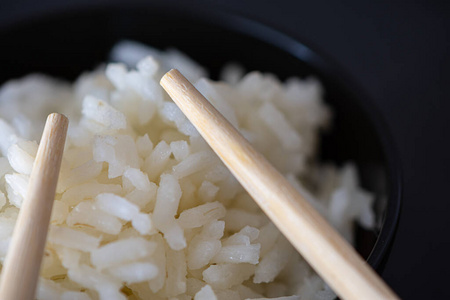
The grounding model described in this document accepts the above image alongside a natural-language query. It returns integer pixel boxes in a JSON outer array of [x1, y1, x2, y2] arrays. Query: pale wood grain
[[0, 113, 68, 300], [161, 69, 399, 300]]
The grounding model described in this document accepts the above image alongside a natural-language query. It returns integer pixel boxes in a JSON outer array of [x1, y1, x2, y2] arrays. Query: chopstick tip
[[47, 112, 67, 121], [161, 69, 181, 85], [46, 113, 69, 132]]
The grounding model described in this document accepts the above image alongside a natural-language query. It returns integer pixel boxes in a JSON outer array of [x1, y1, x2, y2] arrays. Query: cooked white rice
[[0, 41, 375, 300]]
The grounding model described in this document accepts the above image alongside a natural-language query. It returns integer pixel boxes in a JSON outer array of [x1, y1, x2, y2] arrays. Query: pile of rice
[[0, 41, 375, 300]]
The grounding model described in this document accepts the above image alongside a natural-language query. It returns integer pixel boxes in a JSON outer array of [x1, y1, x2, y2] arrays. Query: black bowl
[[0, 3, 401, 274]]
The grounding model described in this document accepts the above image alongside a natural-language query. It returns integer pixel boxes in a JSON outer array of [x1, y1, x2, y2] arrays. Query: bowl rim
[[0, 2, 402, 272]]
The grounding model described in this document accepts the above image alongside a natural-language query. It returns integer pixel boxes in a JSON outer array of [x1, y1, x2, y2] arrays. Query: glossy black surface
[[0, 1, 402, 292]]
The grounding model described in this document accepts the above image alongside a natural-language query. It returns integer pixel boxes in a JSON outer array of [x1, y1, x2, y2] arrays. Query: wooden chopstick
[[160, 69, 399, 300], [0, 113, 68, 300]]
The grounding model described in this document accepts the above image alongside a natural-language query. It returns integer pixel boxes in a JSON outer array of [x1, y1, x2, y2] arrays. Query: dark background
[[0, 0, 449, 299]]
